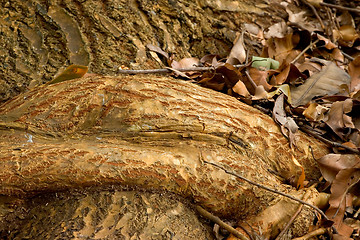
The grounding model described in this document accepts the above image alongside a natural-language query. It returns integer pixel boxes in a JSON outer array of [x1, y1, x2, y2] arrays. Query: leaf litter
[[116, 1, 360, 239]]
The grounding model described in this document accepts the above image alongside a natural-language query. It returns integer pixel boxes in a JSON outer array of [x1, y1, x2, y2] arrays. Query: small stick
[[245, 69, 257, 89], [300, 127, 360, 154], [117, 64, 246, 74], [291, 39, 320, 65], [320, 2, 360, 14], [203, 160, 338, 234], [195, 205, 250, 240], [342, 51, 354, 61]]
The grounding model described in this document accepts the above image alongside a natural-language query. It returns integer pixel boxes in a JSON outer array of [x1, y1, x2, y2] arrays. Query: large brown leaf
[[324, 99, 355, 139], [290, 63, 350, 107], [317, 154, 360, 238]]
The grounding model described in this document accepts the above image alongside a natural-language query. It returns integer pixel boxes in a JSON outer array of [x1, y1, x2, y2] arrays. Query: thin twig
[[300, 126, 360, 154], [342, 51, 354, 61], [117, 64, 246, 74], [203, 160, 338, 234], [320, 2, 360, 14], [300, 0, 325, 30], [291, 39, 320, 65], [245, 70, 257, 89], [195, 205, 250, 240]]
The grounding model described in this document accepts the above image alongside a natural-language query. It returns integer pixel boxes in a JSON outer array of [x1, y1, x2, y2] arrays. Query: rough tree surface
[[0, 0, 331, 239], [0, 75, 329, 238], [0, 0, 291, 102]]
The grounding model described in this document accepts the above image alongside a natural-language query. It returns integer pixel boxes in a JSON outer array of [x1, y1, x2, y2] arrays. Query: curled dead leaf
[[273, 94, 299, 147]]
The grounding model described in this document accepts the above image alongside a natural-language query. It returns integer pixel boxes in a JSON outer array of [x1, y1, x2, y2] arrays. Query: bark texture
[[0, 0, 289, 102], [0, 0, 330, 238], [0, 75, 329, 238]]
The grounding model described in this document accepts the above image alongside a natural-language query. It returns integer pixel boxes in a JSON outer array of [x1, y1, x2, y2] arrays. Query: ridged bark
[[0, 75, 328, 221]]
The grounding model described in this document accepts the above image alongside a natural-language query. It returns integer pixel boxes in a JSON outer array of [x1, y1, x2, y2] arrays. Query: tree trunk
[[0, 0, 288, 102], [0, 0, 330, 239], [0, 75, 329, 238]]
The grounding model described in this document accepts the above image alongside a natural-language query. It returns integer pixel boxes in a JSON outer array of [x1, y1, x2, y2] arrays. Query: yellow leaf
[[48, 65, 88, 85]]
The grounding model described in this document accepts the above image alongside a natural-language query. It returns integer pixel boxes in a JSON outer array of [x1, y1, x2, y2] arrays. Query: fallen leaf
[[267, 84, 291, 101], [303, 102, 328, 121], [297, 60, 322, 76], [266, 33, 297, 66], [200, 54, 220, 65], [349, 56, 360, 93], [146, 43, 169, 59], [252, 85, 268, 100], [171, 57, 200, 69], [248, 68, 273, 91], [286, 7, 319, 32], [264, 21, 291, 39], [198, 63, 243, 93], [333, 25, 359, 47], [307, 0, 323, 7], [317, 154, 359, 184], [324, 99, 354, 139], [227, 32, 246, 64], [326, 165, 360, 237], [290, 62, 351, 107], [273, 94, 299, 147], [292, 155, 305, 189], [317, 34, 337, 50], [48, 65, 88, 85], [273, 63, 307, 85], [232, 80, 250, 97]]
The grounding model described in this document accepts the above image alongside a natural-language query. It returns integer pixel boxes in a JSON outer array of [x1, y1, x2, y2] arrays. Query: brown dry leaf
[[252, 85, 269, 100], [171, 57, 200, 69], [324, 99, 354, 139], [285, 7, 319, 32], [317, 154, 359, 184], [290, 62, 351, 107], [326, 165, 360, 237], [292, 156, 305, 189], [226, 32, 246, 65], [349, 56, 360, 93], [266, 33, 297, 67], [249, 68, 273, 91], [146, 43, 169, 59], [317, 34, 337, 50], [297, 60, 322, 76], [264, 21, 291, 39], [200, 54, 220, 65], [303, 102, 328, 121], [198, 63, 242, 93], [332, 49, 345, 63], [48, 65, 88, 85], [273, 94, 299, 147], [333, 25, 359, 47], [307, 0, 323, 7], [232, 80, 250, 97], [272, 63, 307, 85]]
